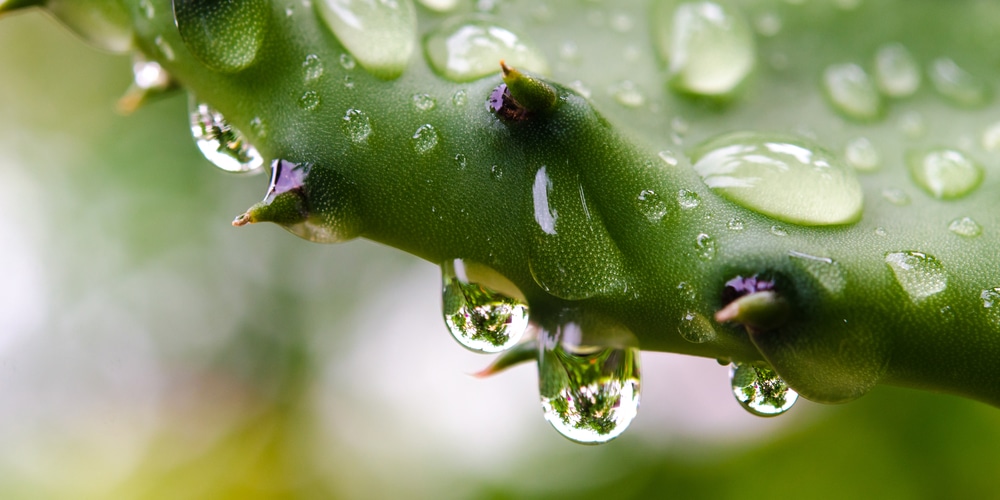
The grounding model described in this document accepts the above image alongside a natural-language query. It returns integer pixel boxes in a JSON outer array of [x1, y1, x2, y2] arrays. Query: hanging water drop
[[874, 43, 920, 98], [173, 0, 269, 73], [678, 311, 716, 343], [822, 63, 883, 121], [655, 1, 756, 97], [189, 97, 264, 174], [691, 132, 863, 226], [411, 124, 439, 154], [729, 362, 798, 417], [635, 189, 668, 223], [441, 259, 529, 353], [885, 251, 947, 303], [844, 137, 880, 172], [948, 217, 982, 238], [341, 108, 372, 144], [928, 57, 991, 108], [425, 16, 550, 82], [538, 315, 641, 444], [906, 148, 982, 200], [315, 0, 416, 79]]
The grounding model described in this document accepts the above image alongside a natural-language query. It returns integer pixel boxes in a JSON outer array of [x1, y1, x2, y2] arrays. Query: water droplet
[[770, 225, 787, 237], [454, 153, 467, 169], [906, 148, 982, 200], [567, 80, 592, 99], [822, 63, 883, 121], [441, 259, 529, 353], [609, 80, 645, 108], [885, 251, 947, 303], [981, 288, 1000, 328], [844, 137, 880, 172], [875, 226, 888, 237], [754, 12, 782, 37], [302, 53, 324, 82], [691, 132, 864, 226], [538, 316, 641, 444], [341, 108, 372, 144], [789, 251, 846, 295], [416, 0, 458, 12], [881, 187, 910, 206], [154, 36, 175, 61], [695, 233, 716, 260], [490, 164, 503, 181], [656, 1, 756, 96], [188, 97, 264, 174], [948, 216, 982, 237], [636, 190, 668, 223], [298, 90, 321, 110], [874, 43, 920, 98], [727, 218, 744, 231], [408, 124, 440, 154], [173, 0, 269, 73], [339, 53, 356, 70], [425, 17, 550, 82], [343, 75, 355, 89], [315, 0, 416, 79], [729, 362, 798, 417], [452, 89, 468, 106], [898, 111, 925, 138], [412, 93, 437, 111], [677, 189, 701, 209], [250, 116, 266, 138], [678, 311, 715, 343], [140, 0, 155, 19], [658, 150, 679, 166], [928, 57, 991, 107]]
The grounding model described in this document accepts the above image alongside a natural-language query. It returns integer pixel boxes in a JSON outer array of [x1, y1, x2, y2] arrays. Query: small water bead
[[875, 226, 888, 237], [770, 225, 787, 237], [691, 132, 864, 226], [981, 122, 1000, 152], [452, 89, 467, 106], [948, 216, 982, 238], [343, 75, 355, 89], [929, 58, 991, 107], [425, 17, 550, 82], [754, 12, 782, 37], [173, 0, 269, 73], [559, 41, 580, 62], [302, 54, 324, 82], [844, 137, 880, 172], [538, 318, 641, 444], [881, 187, 910, 206], [677, 189, 701, 209], [677, 281, 697, 302], [981, 289, 1000, 329], [729, 362, 798, 417], [567, 80, 592, 99], [906, 148, 982, 200], [341, 108, 372, 144], [658, 150, 679, 166], [339, 53, 356, 70], [788, 251, 845, 295], [656, 1, 756, 97], [140, 0, 155, 19], [154, 36, 175, 61], [250, 117, 266, 138], [411, 124, 439, 154], [609, 81, 645, 108], [298, 90, 321, 110], [440, 259, 529, 353], [695, 233, 716, 260], [636, 190, 668, 223], [454, 153, 467, 169], [315, 0, 416, 79], [727, 218, 744, 231], [412, 93, 436, 111], [490, 164, 503, 181], [885, 251, 947, 303], [678, 311, 715, 343], [874, 43, 920, 98], [822, 63, 883, 121], [131, 57, 170, 90], [189, 99, 264, 174], [416, 0, 459, 12]]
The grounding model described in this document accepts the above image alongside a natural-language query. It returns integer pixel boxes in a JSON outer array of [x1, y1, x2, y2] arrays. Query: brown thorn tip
[[500, 60, 512, 75], [232, 213, 252, 227]]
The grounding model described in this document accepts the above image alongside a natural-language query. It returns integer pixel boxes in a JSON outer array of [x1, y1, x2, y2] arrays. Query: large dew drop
[[538, 315, 641, 444], [655, 1, 755, 97], [173, 0, 269, 73], [441, 260, 529, 353], [885, 251, 947, 303], [315, 0, 416, 79], [729, 362, 798, 417], [424, 17, 550, 82], [906, 148, 982, 200], [188, 98, 264, 174], [822, 63, 883, 121], [691, 132, 864, 226]]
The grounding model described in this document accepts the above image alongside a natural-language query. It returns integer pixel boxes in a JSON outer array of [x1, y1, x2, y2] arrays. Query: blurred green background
[[2, 9, 1000, 500]]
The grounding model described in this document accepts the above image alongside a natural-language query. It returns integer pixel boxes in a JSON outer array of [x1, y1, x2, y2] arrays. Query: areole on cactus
[[4, 0, 1000, 444]]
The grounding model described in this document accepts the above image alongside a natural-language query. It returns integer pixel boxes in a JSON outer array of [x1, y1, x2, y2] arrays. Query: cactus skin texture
[[4, 0, 1000, 413]]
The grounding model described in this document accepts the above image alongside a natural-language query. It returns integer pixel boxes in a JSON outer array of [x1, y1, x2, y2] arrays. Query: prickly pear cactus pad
[[5, 0, 1000, 443]]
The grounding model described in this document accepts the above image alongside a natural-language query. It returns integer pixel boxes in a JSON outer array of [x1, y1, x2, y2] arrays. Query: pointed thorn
[[499, 61, 558, 114], [500, 59, 512, 77], [469, 338, 538, 378], [232, 212, 253, 227]]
